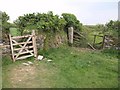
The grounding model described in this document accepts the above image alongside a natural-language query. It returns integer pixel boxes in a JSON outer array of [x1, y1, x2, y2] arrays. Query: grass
[[2, 46, 118, 88], [10, 28, 21, 36]]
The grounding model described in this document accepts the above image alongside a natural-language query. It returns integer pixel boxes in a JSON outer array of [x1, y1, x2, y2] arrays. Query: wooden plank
[[9, 34, 15, 62], [73, 35, 81, 38], [13, 46, 33, 51], [73, 31, 86, 38], [12, 39, 34, 55], [73, 38, 81, 41], [14, 50, 34, 55], [12, 41, 32, 46], [12, 35, 32, 39], [15, 36, 32, 59], [32, 30, 37, 57], [16, 54, 34, 60], [87, 43, 96, 50]]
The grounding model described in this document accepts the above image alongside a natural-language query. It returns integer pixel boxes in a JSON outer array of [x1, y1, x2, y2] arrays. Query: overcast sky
[[0, 0, 119, 25]]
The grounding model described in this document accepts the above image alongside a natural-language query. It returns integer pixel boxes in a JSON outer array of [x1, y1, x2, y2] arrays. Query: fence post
[[9, 34, 15, 62], [32, 30, 37, 57], [68, 27, 73, 46]]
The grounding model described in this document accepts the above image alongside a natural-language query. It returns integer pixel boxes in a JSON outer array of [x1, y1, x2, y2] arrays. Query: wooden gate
[[9, 30, 37, 62]]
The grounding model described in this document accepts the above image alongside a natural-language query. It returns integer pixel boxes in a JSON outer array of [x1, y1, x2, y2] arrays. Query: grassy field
[[2, 46, 118, 88]]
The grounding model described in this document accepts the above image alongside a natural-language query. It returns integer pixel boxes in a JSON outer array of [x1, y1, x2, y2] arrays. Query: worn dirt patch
[[8, 61, 58, 88], [10, 64, 37, 88]]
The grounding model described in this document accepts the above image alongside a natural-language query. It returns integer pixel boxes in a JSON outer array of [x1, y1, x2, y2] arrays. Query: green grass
[[2, 46, 118, 88]]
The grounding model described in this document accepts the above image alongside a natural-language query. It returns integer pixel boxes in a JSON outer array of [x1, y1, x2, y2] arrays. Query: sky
[[0, 0, 119, 25]]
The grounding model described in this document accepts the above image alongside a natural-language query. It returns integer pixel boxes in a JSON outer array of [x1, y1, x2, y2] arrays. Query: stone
[[37, 55, 44, 60], [22, 63, 29, 66], [19, 80, 22, 82], [27, 61, 33, 65], [47, 59, 52, 62]]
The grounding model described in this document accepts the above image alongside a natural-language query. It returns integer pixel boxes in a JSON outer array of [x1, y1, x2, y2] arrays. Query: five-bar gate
[[9, 30, 37, 62]]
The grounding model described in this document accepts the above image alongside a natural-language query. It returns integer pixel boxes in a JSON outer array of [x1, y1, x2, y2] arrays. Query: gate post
[[32, 30, 37, 57], [9, 34, 15, 62], [68, 27, 73, 46]]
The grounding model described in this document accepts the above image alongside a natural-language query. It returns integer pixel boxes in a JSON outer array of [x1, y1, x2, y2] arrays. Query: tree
[[1, 12, 11, 41], [2, 12, 9, 22], [105, 20, 119, 37], [62, 13, 82, 32], [14, 11, 66, 35], [2, 12, 10, 33], [14, 13, 37, 35]]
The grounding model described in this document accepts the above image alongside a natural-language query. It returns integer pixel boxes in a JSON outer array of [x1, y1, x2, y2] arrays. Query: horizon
[[0, 0, 119, 25]]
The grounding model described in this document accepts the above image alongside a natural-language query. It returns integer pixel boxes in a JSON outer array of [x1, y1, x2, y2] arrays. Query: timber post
[[32, 30, 37, 57], [9, 34, 15, 62]]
